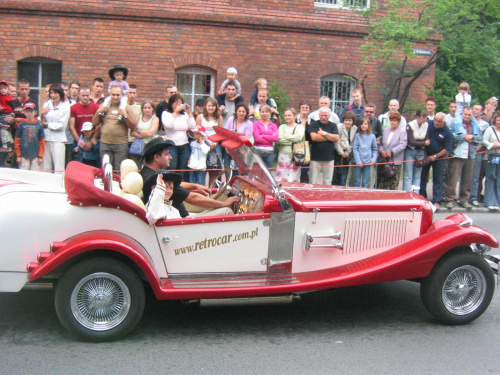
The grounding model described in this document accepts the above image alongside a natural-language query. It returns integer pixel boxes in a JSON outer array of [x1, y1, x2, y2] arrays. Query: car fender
[[27, 230, 163, 295], [348, 223, 499, 285]]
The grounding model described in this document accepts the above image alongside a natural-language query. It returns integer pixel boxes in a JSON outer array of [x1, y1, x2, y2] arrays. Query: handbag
[[291, 127, 310, 166], [129, 138, 144, 156], [485, 127, 500, 163], [377, 157, 398, 178], [188, 154, 207, 170], [206, 149, 222, 170]]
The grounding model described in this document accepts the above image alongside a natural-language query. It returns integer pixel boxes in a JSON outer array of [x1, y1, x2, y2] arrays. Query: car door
[[154, 214, 271, 274]]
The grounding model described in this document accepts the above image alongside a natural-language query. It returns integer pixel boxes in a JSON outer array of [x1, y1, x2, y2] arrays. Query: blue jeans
[[403, 148, 425, 192], [0, 152, 8, 168], [354, 165, 371, 188], [484, 161, 500, 207], [190, 170, 206, 185], [470, 153, 484, 202], [421, 159, 445, 204], [256, 149, 275, 169], [169, 143, 191, 180]]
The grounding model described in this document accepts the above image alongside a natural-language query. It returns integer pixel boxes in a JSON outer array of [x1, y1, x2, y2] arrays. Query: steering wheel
[[209, 168, 233, 200]]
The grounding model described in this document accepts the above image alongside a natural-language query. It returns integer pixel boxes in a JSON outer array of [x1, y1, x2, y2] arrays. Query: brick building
[[0, 0, 436, 115]]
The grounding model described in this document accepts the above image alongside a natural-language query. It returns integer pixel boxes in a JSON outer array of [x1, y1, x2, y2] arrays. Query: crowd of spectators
[[0, 67, 499, 211]]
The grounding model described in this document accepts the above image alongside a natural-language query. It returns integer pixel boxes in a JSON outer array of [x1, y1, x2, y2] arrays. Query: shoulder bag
[[129, 138, 145, 156], [377, 157, 398, 178], [486, 128, 500, 164], [291, 126, 310, 166]]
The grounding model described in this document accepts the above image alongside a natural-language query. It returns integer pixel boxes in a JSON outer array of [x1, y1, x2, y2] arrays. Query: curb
[[437, 206, 496, 214]]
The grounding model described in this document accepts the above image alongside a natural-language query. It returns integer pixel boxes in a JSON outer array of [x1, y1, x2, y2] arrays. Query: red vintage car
[[0, 127, 498, 341]]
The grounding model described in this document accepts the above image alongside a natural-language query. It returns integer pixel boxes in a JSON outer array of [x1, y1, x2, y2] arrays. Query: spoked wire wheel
[[55, 258, 145, 341], [421, 250, 494, 325], [71, 272, 131, 331], [441, 265, 486, 315]]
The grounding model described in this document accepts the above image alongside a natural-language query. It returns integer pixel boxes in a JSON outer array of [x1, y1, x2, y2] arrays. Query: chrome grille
[[343, 218, 408, 254]]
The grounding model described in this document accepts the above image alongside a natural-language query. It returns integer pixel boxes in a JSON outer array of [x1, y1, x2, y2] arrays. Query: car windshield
[[227, 144, 278, 195]]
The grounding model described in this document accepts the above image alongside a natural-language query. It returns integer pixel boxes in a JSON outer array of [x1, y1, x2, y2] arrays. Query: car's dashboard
[[230, 178, 265, 214]]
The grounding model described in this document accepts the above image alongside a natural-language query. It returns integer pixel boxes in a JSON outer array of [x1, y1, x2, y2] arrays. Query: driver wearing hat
[[140, 137, 239, 217]]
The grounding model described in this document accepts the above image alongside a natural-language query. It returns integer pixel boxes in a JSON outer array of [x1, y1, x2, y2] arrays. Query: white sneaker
[[486, 206, 499, 211]]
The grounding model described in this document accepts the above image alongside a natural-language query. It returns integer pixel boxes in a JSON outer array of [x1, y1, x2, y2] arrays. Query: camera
[[179, 104, 186, 109]]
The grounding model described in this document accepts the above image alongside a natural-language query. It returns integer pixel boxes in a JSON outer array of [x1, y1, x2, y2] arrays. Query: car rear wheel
[[420, 249, 494, 325], [55, 257, 145, 341]]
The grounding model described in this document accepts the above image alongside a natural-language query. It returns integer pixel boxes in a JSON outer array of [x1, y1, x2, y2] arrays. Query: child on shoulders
[[455, 82, 472, 116], [99, 65, 130, 120], [218, 67, 241, 100], [249, 78, 274, 119]]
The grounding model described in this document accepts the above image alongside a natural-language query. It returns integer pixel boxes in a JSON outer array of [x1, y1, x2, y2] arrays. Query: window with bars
[[176, 66, 215, 108], [17, 58, 62, 106], [314, 0, 369, 9], [320, 74, 356, 115]]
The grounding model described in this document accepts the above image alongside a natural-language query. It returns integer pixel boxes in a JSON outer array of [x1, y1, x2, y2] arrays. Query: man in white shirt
[[308, 96, 340, 124], [378, 99, 407, 130]]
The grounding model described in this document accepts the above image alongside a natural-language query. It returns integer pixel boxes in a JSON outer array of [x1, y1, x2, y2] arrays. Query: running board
[[168, 272, 299, 289], [184, 294, 301, 307]]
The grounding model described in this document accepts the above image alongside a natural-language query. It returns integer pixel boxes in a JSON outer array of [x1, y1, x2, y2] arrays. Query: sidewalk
[[437, 203, 492, 214]]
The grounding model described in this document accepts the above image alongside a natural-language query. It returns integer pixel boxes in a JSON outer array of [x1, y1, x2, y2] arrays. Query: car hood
[[281, 182, 428, 212]]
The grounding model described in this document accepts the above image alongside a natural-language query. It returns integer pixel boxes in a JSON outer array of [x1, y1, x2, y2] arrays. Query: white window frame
[[175, 66, 215, 108], [320, 74, 357, 115], [17, 57, 62, 106], [314, 0, 370, 10]]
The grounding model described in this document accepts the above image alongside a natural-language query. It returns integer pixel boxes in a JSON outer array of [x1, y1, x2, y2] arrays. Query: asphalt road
[[0, 212, 499, 375]]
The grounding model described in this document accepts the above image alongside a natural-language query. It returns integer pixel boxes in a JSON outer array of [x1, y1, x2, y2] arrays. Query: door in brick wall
[[18, 58, 62, 107], [176, 67, 215, 108], [320, 74, 356, 115]]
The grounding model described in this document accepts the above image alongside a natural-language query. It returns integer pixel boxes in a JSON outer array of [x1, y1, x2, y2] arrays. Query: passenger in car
[[140, 137, 239, 217], [144, 170, 182, 224]]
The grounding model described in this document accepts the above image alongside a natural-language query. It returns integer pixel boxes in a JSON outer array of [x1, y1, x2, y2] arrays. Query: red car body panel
[[29, 221, 497, 301]]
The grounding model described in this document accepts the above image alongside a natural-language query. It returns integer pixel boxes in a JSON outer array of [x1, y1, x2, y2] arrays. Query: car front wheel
[[420, 249, 495, 325], [55, 257, 145, 341]]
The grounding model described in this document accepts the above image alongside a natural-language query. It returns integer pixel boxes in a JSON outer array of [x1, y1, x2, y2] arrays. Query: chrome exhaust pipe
[[22, 283, 54, 291]]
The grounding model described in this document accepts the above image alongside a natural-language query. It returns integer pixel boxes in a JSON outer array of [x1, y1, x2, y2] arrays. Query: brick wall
[[0, 0, 437, 117]]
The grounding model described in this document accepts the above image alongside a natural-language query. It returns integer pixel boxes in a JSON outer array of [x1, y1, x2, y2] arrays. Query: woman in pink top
[[253, 104, 278, 168]]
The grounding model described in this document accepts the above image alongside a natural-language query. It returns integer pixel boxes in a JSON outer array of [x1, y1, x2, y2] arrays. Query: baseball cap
[[0, 80, 9, 86], [23, 102, 37, 110], [193, 125, 207, 138], [81, 121, 93, 131], [227, 67, 237, 75]]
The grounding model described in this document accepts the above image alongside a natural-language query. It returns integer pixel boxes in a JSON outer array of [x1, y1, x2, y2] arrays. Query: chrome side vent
[[343, 218, 408, 254]]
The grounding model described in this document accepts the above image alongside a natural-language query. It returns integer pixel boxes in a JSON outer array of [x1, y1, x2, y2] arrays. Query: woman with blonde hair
[[196, 97, 223, 186], [276, 108, 305, 183]]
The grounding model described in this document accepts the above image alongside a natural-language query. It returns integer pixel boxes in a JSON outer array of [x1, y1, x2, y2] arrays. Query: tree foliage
[[361, 0, 500, 112]]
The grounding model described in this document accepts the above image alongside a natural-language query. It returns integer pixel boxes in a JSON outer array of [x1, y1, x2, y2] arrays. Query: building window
[[17, 58, 62, 106], [314, 0, 370, 9], [176, 67, 215, 108], [320, 74, 356, 115]]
